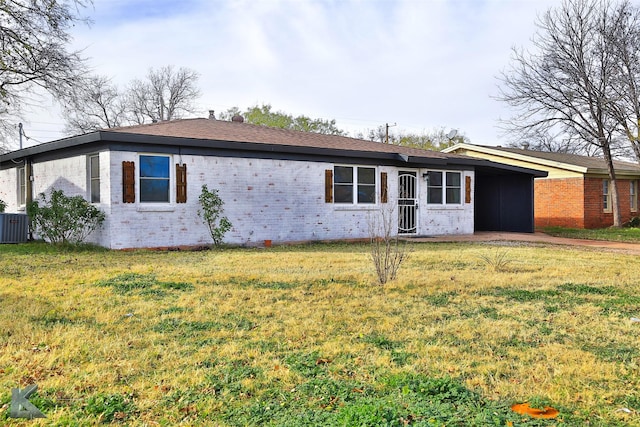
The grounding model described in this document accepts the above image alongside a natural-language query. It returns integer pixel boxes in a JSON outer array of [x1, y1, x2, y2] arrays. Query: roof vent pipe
[[208, 110, 216, 120]]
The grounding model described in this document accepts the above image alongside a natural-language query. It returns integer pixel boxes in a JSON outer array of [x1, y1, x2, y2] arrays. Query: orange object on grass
[[511, 402, 559, 419]]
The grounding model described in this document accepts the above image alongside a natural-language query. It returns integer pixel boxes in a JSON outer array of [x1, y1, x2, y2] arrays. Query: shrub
[[625, 216, 640, 228], [0, 199, 6, 212], [198, 184, 232, 246], [27, 189, 105, 244], [368, 205, 410, 285]]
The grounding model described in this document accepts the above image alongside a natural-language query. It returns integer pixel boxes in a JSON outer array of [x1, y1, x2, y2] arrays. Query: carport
[[473, 163, 547, 233]]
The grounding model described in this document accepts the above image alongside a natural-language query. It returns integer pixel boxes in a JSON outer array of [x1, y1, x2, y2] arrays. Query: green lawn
[[1, 242, 639, 426], [542, 226, 640, 242]]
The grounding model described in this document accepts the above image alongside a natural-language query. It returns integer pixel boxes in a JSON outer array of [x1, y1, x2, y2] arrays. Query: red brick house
[[443, 143, 640, 229]]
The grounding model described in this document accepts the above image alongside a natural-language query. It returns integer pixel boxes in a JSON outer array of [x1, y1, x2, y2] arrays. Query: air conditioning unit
[[0, 213, 29, 243]]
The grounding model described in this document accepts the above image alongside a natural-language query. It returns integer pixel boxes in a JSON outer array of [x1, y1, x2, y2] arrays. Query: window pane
[[334, 184, 353, 203], [358, 185, 375, 203], [428, 171, 442, 186], [140, 155, 170, 178], [334, 166, 353, 184], [428, 188, 442, 204], [140, 179, 170, 202], [90, 156, 100, 179], [91, 180, 101, 203], [446, 172, 461, 187], [18, 167, 26, 205], [358, 167, 375, 184], [446, 188, 461, 204]]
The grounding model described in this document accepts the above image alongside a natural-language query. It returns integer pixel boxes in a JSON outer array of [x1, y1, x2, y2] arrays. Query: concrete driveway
[[407, 231, 640, 255]]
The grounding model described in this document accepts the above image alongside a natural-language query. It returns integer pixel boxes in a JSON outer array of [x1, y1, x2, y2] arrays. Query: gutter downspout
[[25, 158, 33, 240]]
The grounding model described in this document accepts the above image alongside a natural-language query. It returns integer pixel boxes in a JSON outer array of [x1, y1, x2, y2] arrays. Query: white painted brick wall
[[2, 150, 475, 248]]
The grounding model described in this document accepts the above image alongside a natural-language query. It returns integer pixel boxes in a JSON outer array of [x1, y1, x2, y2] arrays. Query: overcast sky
[[19, 0, 561, 148]]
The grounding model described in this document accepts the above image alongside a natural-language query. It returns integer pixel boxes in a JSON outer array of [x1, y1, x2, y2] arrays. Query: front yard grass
[[0, 241, 639, 426], [542, 225, 640, 242]]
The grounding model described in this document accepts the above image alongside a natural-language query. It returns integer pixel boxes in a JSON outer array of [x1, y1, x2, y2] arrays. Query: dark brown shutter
[[176, 163, 187, 203], [122, 161, 135, 203], [325, 169, 333, 203], [465, 175, 472, 203], [380, 172, 388, 203]]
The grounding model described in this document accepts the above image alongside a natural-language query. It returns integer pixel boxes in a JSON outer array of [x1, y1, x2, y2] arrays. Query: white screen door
[[398, 171, 417, 234]]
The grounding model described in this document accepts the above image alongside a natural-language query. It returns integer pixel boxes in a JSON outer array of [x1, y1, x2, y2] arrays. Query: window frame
[[17, 165, 26, 207], [138, 154, 172, 204], [333, 165, 377, 205], [603, 179, 612, 213], [88, 154, 100, 204], [631, 180, 638, 213], [426, 170, 463, 206]]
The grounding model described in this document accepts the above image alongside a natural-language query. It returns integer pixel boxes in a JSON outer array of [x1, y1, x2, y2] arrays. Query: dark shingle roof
[[109, 118, 451, 159]]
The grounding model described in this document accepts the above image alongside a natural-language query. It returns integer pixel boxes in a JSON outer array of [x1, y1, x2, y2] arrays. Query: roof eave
[[444, 142, 588, 174]]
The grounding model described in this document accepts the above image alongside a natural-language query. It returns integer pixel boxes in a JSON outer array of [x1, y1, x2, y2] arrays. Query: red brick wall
[[535, 176, 639, 229], [535, 178, 585, 228], [584, 178, 638, 228]]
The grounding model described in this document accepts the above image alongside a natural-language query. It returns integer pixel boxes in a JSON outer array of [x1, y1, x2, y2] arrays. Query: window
[[603, 179, 611, 212], [88, 154, 100, 203], [140, 155, 170, 202], [333, 166, 376, 204], [426, 171, 442, 204], [631, 181, 638, 212], [426, 171, 462, 205], [446, 172, 461, 204], [17, 166, 26, 206]]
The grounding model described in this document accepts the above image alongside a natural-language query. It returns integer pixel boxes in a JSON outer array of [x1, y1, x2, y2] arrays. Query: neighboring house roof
[[0, 118, 545, 176], [443, 143, 640, 176]]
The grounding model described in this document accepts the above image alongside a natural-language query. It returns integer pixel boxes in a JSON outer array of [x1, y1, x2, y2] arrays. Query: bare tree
[[62, 75, 127, 134], [498, 0, 626, 227], [606, 1, 640, 162], [127, 66, 200, 124], [508, 130, 591, 154], [0, 0, 90, 140], [62, 66, 201, 133]]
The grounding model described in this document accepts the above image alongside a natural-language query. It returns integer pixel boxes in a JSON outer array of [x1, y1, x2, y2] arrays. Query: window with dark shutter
[[325, 169, 333, 203], [465, 176, 472, 203], [176, 163, 187, 203], [122, 161, 135, 203], [380, 172, 388, 203]]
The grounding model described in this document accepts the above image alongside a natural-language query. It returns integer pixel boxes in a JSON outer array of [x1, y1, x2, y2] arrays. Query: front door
[[398, 171, 417, 234]]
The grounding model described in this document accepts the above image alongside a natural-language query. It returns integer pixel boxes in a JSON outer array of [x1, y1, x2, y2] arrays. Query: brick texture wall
[[535, 176, 639, 229], [584, 177, 637, 228], [535, 177, 585, 228]]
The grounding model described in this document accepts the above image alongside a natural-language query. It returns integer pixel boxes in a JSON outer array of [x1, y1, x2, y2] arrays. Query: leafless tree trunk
[[497, 0, 624, 226]]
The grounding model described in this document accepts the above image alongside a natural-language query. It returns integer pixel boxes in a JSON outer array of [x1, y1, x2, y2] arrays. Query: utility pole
[[18, 123, 23, 149], [385, 122, 396, 144]]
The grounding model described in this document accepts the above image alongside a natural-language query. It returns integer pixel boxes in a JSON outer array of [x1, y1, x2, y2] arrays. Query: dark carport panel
[[473, 162, 547, 233]]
